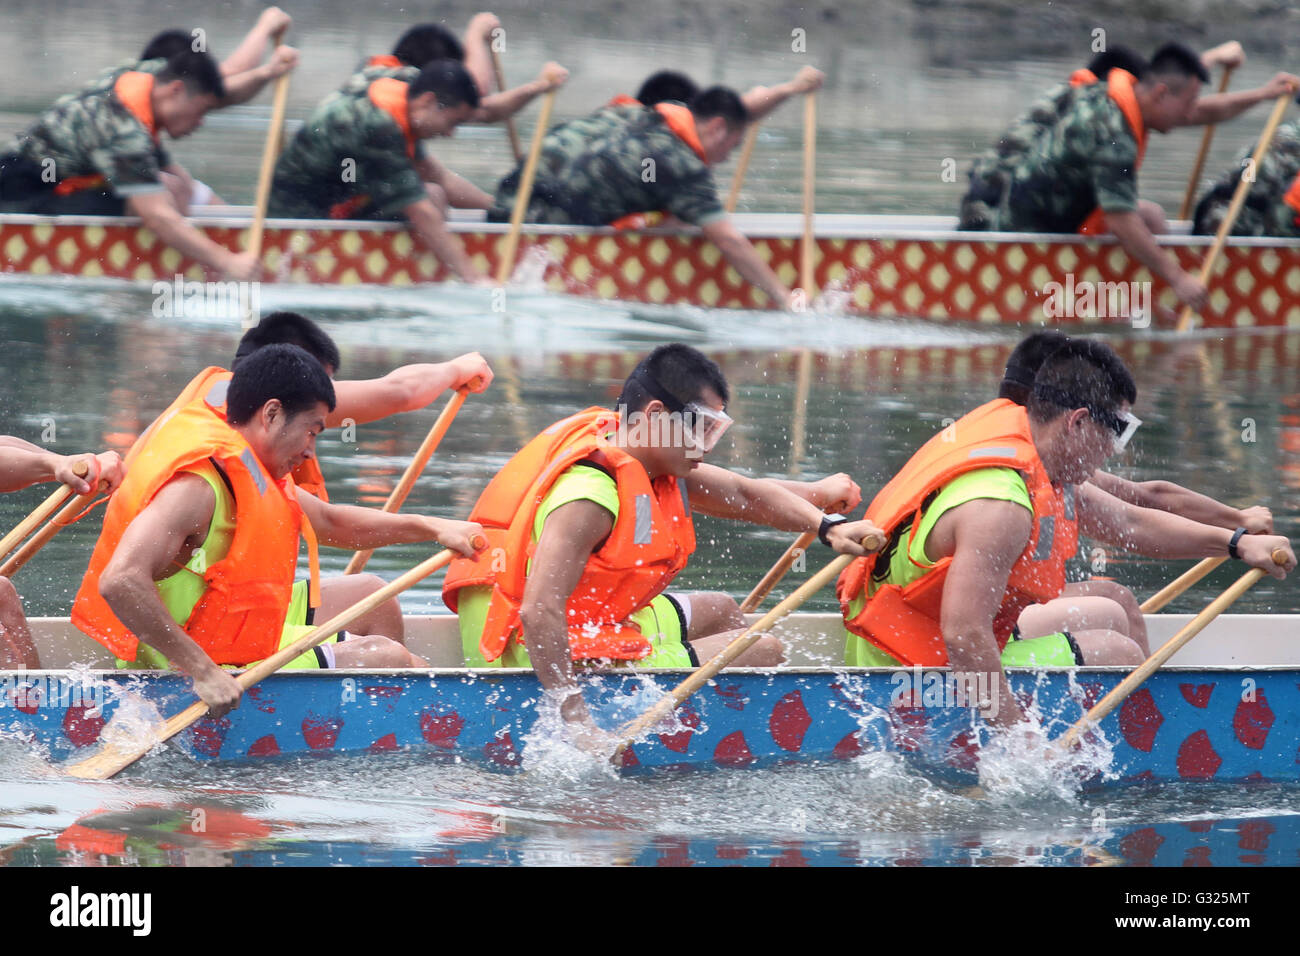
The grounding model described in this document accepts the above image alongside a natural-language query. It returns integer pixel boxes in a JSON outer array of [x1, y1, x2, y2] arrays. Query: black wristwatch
[[1228, 526, 1247, 561], [818, 513, 849, 547]]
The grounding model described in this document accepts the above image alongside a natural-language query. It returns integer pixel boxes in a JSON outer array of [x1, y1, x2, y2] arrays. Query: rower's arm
[[1089, 469, 1268, 531], [127, 192, 259, 280], [416, 154, 493, 210], [220, 6, 291, 76], [0, 447, 120, 495], [474, 63, 568, 124], [97, 475, 243, 716], [219, 46, 299, 106], [1076, 481, 1294, 577], [518, 499, 614, 727], [699, 219, 792, 308], [934, 499, 1032, 727], [767, 474, 862, 513], [1185, 72, 1299, 125], [741, 66, 824, 122], [403, 197, 485, 283], [294, 488, 482, 555], [1104, 211, 1206, 311], [327, 353, 493, 427], [686, 464, 879, 554]]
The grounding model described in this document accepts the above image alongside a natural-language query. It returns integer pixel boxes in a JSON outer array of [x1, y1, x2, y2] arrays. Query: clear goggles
[[681, 402, 734, 453], [1108, 411, 1142, 452]]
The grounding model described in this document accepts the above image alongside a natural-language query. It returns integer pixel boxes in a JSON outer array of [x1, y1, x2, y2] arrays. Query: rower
[[487, 88, 798, 308], [0, 440, 125, 669], [838, 339, 1295, 727], [624, 66, 825, 120], [268, 59, 489, 284], [122, 311, 492, 648], [1000, 331, 1273, 660], [443, 344, 882, 750], [348, 20, 569, 132], [0, 50, 259, 280], [72, 345, 486, 717], [959, 41, 1299, 315]]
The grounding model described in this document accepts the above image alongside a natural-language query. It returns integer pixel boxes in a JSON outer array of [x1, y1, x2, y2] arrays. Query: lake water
[[2, 0, 1300, 872]]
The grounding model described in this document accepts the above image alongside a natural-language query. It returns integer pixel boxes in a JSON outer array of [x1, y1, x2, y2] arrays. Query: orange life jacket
[[129, 367, 329, 500], [1069, 68, 1099, 87], [1077, 69, 1147, 235], [608, 103, 706, 230], [72, 377, 316, 665], [837, 399, 1078, 666], [53, 71, 158, 197], [368, 77, 418, 158], [442, 407, 696, 662], [1283, 169, 1300, 225], [367, 54, 403, 69]]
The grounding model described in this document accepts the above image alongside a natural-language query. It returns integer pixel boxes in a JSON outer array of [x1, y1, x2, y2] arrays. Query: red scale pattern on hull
[[1232, 691, 1275, 750], [1176, 730, 1222, 779], [768, 691, 811, 752], [1119, 688, 1163, 752]]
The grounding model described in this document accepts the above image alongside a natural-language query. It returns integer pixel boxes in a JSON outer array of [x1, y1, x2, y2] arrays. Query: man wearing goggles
[[840, 339, 1295, 732], [445, 344, 884, 752], [1001, 331, 1277, 666]]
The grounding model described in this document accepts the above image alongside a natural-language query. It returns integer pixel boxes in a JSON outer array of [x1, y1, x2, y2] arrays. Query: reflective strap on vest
[[240, 448, 268, 495], [634, 494, 653, 544], [1063, 485, 1076, 521], [206, 379, 230, 408], [1033, 515, 1055, 561], [970, 446, 1017, 458]]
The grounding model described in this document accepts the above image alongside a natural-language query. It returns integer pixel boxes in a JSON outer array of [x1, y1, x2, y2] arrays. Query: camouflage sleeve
[[1076, 104, 1140, 214], [656, 147, 725, 225], [350, 120, 427, 218], [94, 122, 166, 196]]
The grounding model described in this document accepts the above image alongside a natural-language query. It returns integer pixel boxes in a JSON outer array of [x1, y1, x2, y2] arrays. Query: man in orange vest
[[269, 59, 488, 284], [73, 345, 484, 717], [960, 42, 1298, 316], [487, 88, 798, 308], [839, 339, 1295, 728], [0, 441, 125, 669], [444, 344, 883, 750], [0, 51, 260, 281], [124, 310, 492, 642]]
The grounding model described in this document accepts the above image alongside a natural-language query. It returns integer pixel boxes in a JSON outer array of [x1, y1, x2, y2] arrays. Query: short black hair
[[392, 24, 465, 66], [156, 50, 226, 99], [1146, 42, 1210, 85], [233, 311, 342, 374], [1000, 330, 1071, 405], [637, 71, 700, 106], [1027, 339, 1137, 425], [408, 59, 480, 109], [141, 30, 194, 62], [1085, 45, 1148, 80], [616, 344, 729, 413], [690, 86, 749, 131], [226, 344, 336, 426]]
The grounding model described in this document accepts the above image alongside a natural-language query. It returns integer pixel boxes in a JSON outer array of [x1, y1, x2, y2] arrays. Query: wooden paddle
[[243, 26, 291, 327], [65, 542, 480, 780], [613, 532, 884, 761], [1139, 556, 1225, 613], [800, 93, 817, 299], [1176, 91, 1292, 332], [1178, 66, 1235, 222], [1056, 548, 1287, 754], [491, 49, 524, 163], [344, 382, 476, 574], [494, 82, 559, 285], [739, 531, 816, 613], [0, 474, 106, 578], [724, 123, 761, 214], [0, 461, 88, 566]]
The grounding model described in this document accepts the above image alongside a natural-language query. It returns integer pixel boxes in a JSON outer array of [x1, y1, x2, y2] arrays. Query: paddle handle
[[0, 461, 89, 565], [66, 545, 471, 780], [740, 531, 816, 613], [495, 87, 558, 285], [491, 49, 524, 162], [344, 384, 474, 575], [724, 123, 761, 214], [1057, 548, 1286, 753], [1177, 91, 1291, 332], [1139, 555, 1226, 613], [1178, 65, 1234, 221], [615, 532, 883, 753], [800, 93, 817, 296], [0, 480, 102, 578], [246, 27, 291, 266]]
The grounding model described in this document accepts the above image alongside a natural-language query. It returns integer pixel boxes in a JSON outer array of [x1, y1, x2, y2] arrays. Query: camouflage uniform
[[487, 104, 726, 227], [268, 82, 431, 220], [337, 62, 418, 97], [960, 80, 1140, 233], [0, 65, 171, 215], [1193, 121, 1300, 237]]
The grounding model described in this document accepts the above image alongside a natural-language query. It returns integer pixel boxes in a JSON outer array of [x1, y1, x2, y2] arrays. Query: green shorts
[[999, 628, 1084, 667], [468, 592, 698, 669], [120, 580, 344, 671]]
